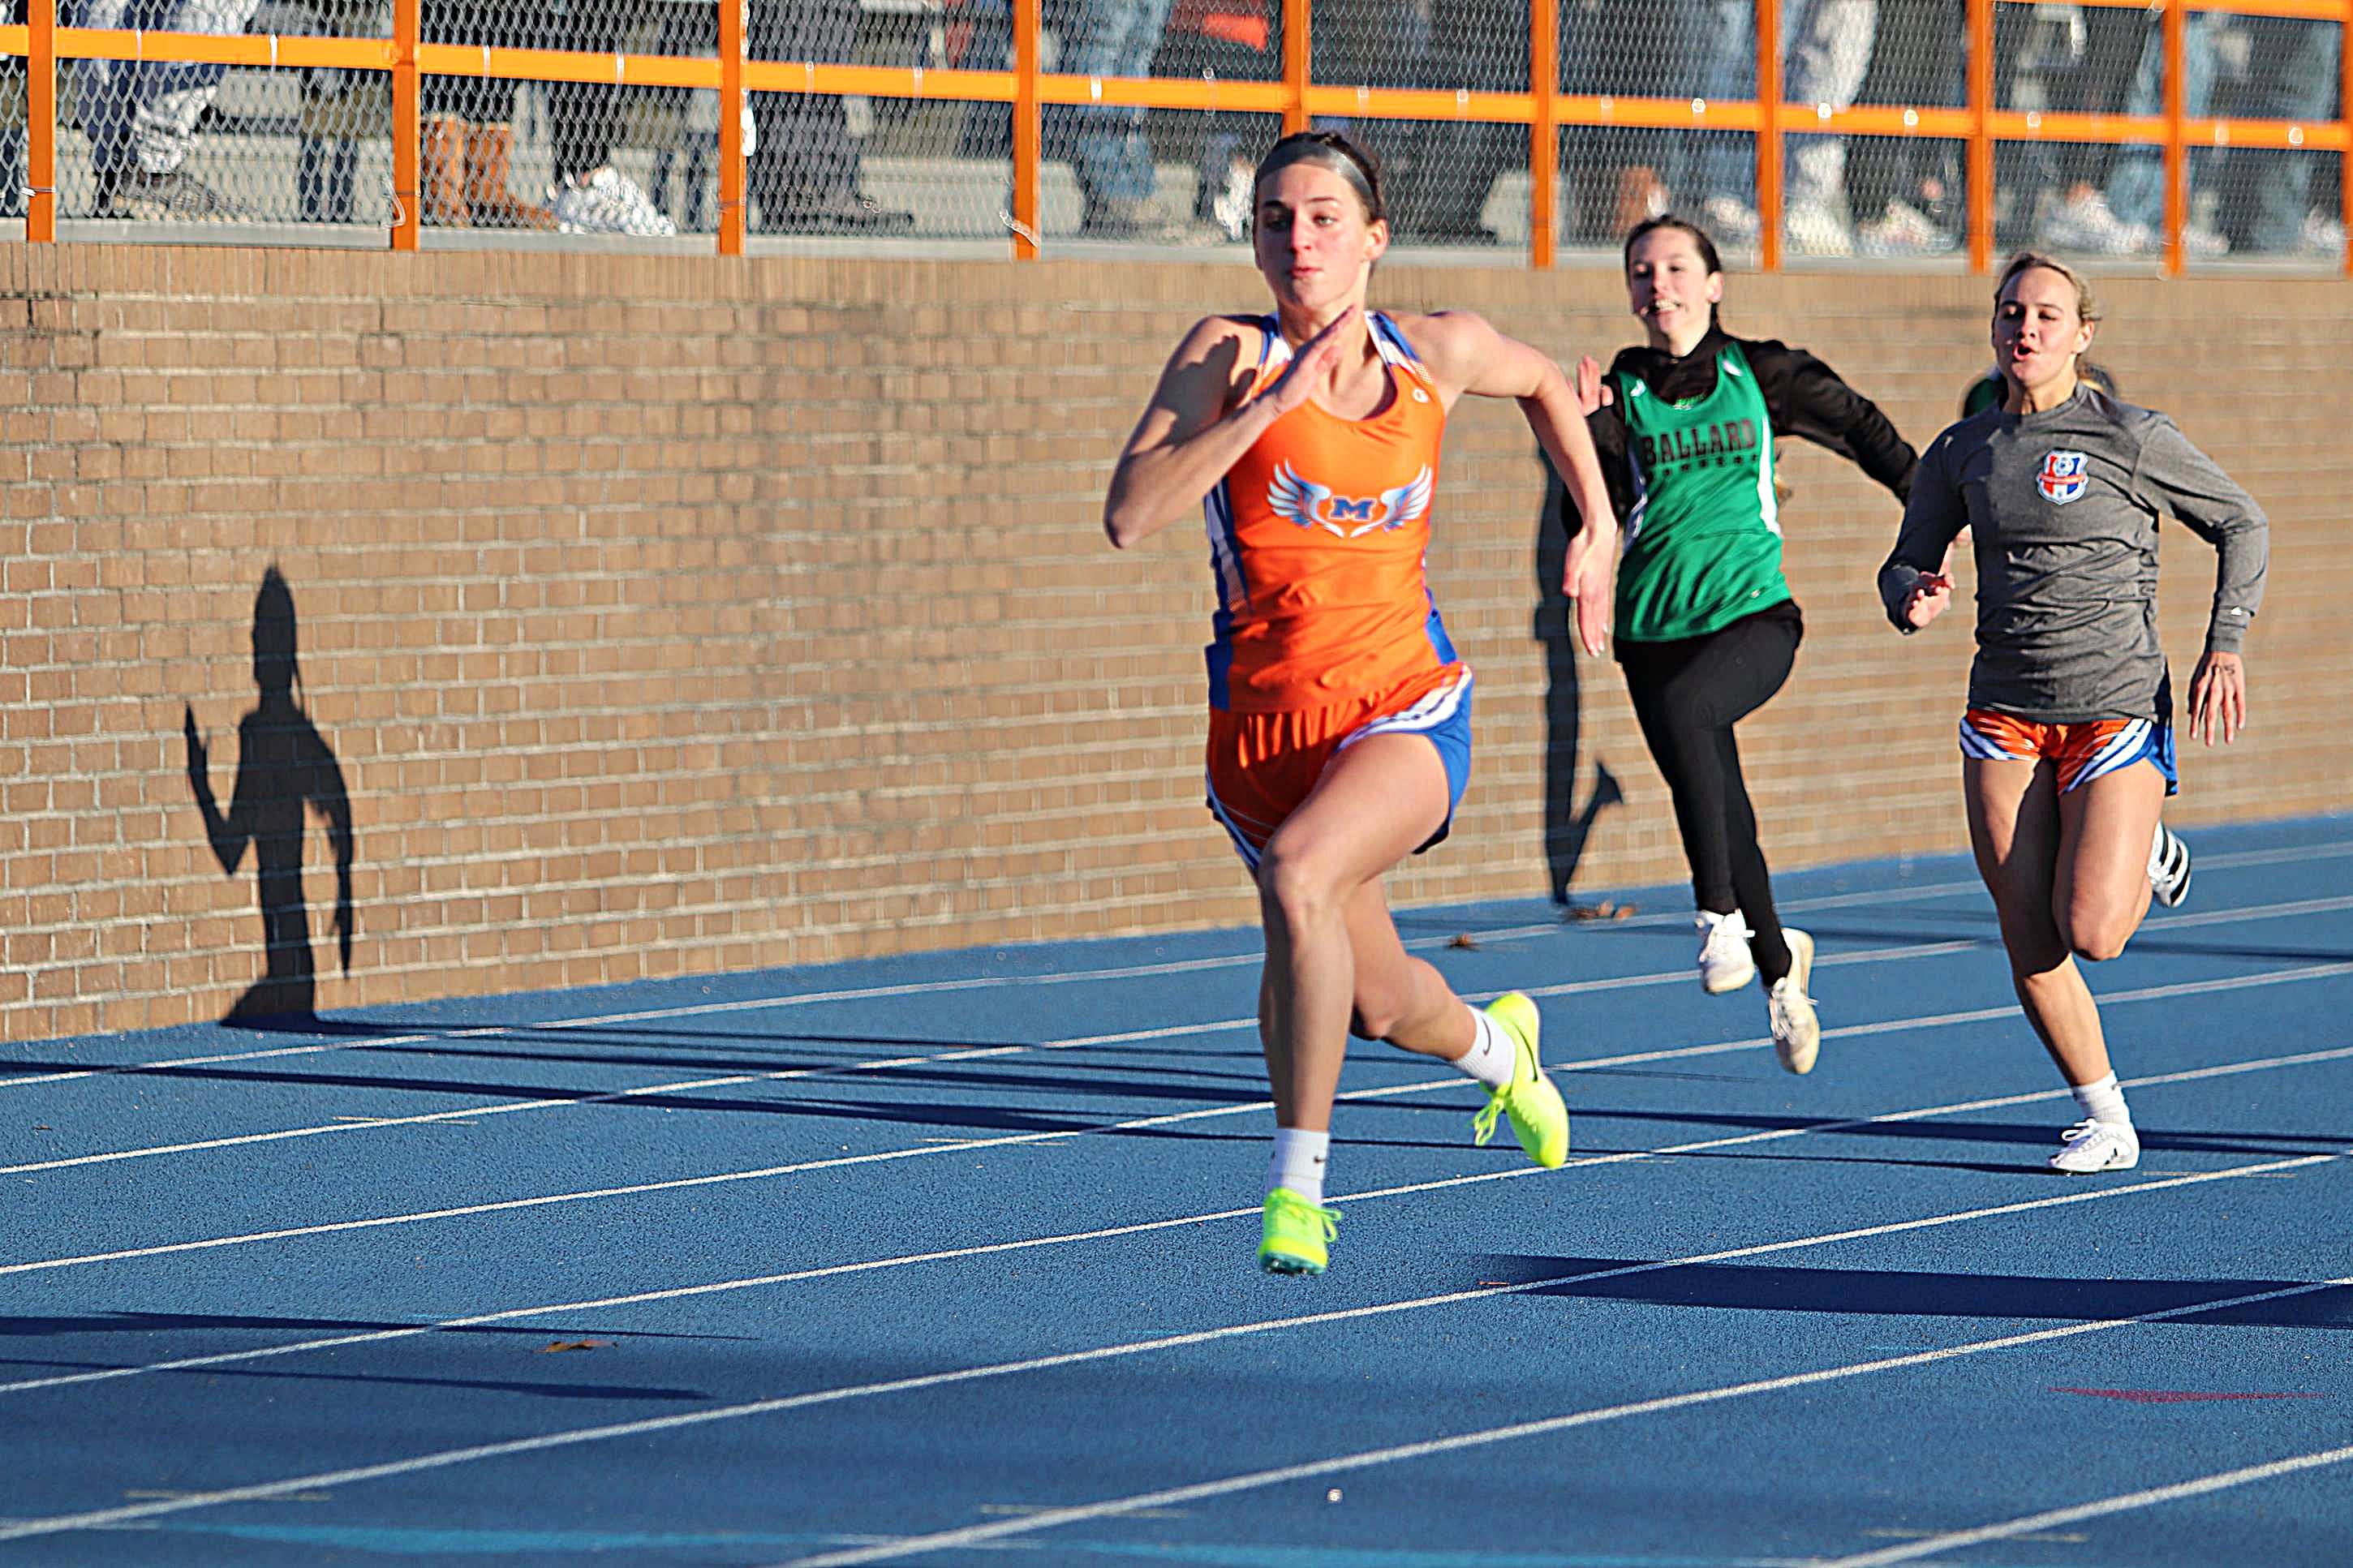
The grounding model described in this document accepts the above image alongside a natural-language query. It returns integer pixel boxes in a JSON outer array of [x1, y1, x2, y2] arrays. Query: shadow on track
[[1475, 1255, 2353, 1328]]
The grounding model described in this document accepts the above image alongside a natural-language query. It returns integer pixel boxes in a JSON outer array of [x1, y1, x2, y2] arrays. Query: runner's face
[[1254, 161, 1385, 312], [1994, 268, 2094, 396], [1625, 230, 1722, 344]]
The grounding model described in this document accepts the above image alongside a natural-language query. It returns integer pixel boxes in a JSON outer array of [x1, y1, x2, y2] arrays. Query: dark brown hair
[[1253, 131, 1387, 224], [1623, 214, 1723, 278]]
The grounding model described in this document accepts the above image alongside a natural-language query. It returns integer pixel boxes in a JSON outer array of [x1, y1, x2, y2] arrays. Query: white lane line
[[6, 1037, 2349, 1392], [0, 1020, 1224, 1178], [8, 887, 2351, 1181], [0, 1155, 2339, 1549], [5, 969, 2348, 1279], [6, 842, 2342, 1093], [3, 957, 2347, 1278], [1814, 1442, 2353, 1566], [756, 1265, 2353, 1568]]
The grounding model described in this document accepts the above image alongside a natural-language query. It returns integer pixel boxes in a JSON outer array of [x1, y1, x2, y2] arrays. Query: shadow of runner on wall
[[1536, 461, 1625, 904], [183, 566, 355, 1025]]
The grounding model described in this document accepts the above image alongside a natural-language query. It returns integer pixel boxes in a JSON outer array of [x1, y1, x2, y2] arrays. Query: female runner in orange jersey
[[1104, 131, 1618, 1275]]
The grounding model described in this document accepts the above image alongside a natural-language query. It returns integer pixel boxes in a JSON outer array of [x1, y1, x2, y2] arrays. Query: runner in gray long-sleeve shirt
[[1882, 252, 2269, 1177]]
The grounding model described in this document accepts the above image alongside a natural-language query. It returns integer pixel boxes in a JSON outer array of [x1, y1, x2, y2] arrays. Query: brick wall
[[2, 243, 2342, 1043]]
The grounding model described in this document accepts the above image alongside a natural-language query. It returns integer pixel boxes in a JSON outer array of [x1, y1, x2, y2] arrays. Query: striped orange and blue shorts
[[1959, 707, 2178, 796]]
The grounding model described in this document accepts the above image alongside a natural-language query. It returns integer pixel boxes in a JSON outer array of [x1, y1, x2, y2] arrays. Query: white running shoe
[[2148, 822, 2192, 909], [1207, 157, 1253, 243], [1767, 927, 1819, 1075], [1701, 195, 1762, 249], [1784, 198, 1854, 257], [1856, 199, 1955, 258], [551, 165, 678, 238], [2050, 1118, 2140, 1173], [2036, 189, 2151, 256], [2179, 222, 2230, 260], [1695, 909, 1756, 994]]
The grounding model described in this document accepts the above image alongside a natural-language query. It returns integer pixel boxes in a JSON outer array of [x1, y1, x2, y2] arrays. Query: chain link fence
[[2, 28, 21, 219], [1990, 5, 2344, 263], [2, 0, 2343, 267]]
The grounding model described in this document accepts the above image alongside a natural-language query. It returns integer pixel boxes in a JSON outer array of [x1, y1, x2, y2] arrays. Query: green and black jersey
[[1585, 327, 1916, 645]]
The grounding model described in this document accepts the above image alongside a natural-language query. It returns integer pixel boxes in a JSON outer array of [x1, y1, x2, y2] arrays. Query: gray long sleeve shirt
[[1878, 386, 2269, 723]]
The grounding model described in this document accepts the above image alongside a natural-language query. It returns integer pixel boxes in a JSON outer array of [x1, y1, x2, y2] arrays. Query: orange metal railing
[[4, 0, 2348, 274]]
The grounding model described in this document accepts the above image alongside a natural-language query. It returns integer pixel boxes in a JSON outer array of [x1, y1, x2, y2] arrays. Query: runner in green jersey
[[1576, 216, 1916, 1075]]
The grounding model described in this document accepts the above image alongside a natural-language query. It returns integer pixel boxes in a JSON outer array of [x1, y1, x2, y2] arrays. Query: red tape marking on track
[[2051, 1387, 2326, 1403]]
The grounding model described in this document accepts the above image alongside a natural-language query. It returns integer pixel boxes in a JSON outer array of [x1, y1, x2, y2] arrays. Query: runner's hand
[[2187, 649, 2246, 745], [1903, 570, 1952, 630], [1572, 355, 1612, 415], [1262, 306, 1356, 418], [1564, 522, 1615, 657]]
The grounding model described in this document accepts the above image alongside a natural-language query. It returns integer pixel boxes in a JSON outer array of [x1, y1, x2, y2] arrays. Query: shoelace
[[1469, 1041, 1537, 1147], [1698, 911, 1753, 955], [1270, 1192, 1340, 1240], [2057, 1119, 2136, 1153], [1471, 1093, 1504, 1147]]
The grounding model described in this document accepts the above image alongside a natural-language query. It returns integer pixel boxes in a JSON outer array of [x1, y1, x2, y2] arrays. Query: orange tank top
[[1204, 312, 1459, 712]]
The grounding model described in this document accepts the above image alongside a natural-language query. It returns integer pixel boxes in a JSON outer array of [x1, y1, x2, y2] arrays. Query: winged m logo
[[1267, 462, 1435, 536]]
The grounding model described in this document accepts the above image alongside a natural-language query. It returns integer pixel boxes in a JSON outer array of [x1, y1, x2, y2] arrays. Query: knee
[[1255, 837, 1342, 930], [2062, 903, 2136, 964], [2067, 925, 2133, 964]]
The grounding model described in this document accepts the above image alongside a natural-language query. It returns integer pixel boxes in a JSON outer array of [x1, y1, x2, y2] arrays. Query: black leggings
[[1617, 601, 1804, 984]]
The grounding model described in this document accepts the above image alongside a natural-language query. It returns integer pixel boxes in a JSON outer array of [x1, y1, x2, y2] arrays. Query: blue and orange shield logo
[[2037, 450, 2089, 505]]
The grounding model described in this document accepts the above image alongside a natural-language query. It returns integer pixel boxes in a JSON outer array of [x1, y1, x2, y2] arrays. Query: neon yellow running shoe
[[1470, 992, 1568, 1168], [1258, 1187, 1340, 1275]]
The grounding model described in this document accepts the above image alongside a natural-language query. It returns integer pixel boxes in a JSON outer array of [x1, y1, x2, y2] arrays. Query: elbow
[[1103, 470, 1157, 549]]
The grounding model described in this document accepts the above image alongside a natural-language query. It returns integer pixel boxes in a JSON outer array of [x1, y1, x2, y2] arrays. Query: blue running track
[[2, 815, 2349, 1566]]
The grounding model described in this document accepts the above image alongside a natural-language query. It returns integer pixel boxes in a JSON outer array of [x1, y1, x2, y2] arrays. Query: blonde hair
[[1994, 251, 2102, 325]]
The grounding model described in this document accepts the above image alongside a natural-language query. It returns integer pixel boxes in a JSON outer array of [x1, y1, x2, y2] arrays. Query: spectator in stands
[[73, 0, 261, 219], [748, 0, 914, 232], [1679, 0, 1878, 256], [543, 0, 678, 236], [2000, 1, 2161, 256], [2212, 16, 2341, 256], [1062, 0, 1190, 235], [2095, 9, 2226, 256], [1380, 0, 1515, 244], [1146, 0, 1276, 242], [1848, 0, 1963, 256], [291, 0, 381, 225]]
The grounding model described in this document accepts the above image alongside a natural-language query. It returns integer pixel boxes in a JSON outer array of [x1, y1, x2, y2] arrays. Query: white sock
[[1268, 1127, 1330, 1207], [2069, 1072, 2133, 1128], [1451, 1007, 1516, 1090]]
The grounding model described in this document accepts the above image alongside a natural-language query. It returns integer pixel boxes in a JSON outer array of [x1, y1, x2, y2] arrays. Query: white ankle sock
[[1451, 1007, 1516, 1090], [1268, 1127, 1330, 1206], [2070, 1072, 2133, 1128]]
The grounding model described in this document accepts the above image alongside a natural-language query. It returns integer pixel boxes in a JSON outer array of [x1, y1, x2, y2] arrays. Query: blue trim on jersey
[[1202, 446, 1251, 711], [1369, 311, 1420, 366], [1206, 638, 1234, 711], [1422, 597, 1458, 665]]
